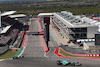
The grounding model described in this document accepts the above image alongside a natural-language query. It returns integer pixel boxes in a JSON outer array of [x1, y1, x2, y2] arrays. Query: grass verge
[[0, 50, 19, 59], [59, 49, 79, 57], [59, 49, 100, 58]]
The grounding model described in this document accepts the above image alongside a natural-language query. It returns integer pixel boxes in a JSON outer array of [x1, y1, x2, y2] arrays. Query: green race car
[[56, 60, 82, 66]]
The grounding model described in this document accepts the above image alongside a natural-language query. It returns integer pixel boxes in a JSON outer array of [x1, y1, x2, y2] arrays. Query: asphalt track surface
[[0, 19, 100, 67]]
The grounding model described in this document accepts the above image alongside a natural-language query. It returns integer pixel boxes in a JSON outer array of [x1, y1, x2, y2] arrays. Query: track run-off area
[[0, 18, 100, 67]]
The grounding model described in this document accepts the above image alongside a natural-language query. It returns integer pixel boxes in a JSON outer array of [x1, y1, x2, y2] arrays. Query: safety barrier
[[60, 47, 100, 57], [60, 47, 84, 56], [96, 54, 99, 57], [84, 54, 100, 57]]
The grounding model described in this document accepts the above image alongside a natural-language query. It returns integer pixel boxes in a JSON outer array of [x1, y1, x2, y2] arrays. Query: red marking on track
[[21, 24, 29, 47], [55, 47, 100, 60], [38, 19, 50, 53], [22, 33, 28, 47], [59, 47, 84, 56], [55, 48, 69, 58]]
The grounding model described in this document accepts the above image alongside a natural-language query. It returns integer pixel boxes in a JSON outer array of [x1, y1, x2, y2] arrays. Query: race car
[[13, 55, 24, 59], [56, 60, 82, 66]]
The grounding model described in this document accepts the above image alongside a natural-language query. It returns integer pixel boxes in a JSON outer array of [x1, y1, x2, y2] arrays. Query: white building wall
[[87, 26, 98, 38]]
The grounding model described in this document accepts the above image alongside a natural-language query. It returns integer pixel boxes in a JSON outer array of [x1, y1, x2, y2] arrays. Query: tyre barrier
[[93, 54, 96, 57], [84, 54, 100, 57], [84, 54, 90, 57], [84, 54, 86, 57], [96, 54, 100, 57], [87, 54, 90, 57], [90, 54, 93, 57], [60, 47, 100, 57]]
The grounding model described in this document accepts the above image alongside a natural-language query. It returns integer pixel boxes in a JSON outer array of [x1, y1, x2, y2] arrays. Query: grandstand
[[0, 11, 25, 54]]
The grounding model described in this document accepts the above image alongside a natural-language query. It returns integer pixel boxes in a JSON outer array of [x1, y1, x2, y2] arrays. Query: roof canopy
[[1, 11, 16, 16], [1, 25, 11, 34], [9, 14, 26, 18], [38, 13, 53, 16]]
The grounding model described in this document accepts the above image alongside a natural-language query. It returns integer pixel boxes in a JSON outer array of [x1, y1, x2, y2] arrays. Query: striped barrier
[[93, 54, 96, 57], [86, 54, 90, 57], [96, 54, 100, 57], [89, 54, 92, 57], [84, 54, 86, 57], [60, 47, 100, 57], [59, 47, 84, 56]]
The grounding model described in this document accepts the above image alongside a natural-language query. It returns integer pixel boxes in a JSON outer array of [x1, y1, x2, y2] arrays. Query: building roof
[[38, 13, 53, 16], [53, 13, 74, 27], [54, 11, 96, 28], [0, 36, 11, 45], [9, 14, 26, 18], [1, 25, 11, 34], [1, 11, 16, 16], [38, 11, 100, 28]]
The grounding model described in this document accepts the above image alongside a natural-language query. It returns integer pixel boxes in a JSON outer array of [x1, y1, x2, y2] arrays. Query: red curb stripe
[[59, 47, 84, 56], [55, 48, 69, 58], [22, 33, 28, 47], [38, 19, 49, 53], [56, 47, 100, 60], [21, 23, 29, 47]]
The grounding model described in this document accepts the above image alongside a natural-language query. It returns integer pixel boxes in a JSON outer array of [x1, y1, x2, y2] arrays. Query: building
[[52, 11, 99, 42], [0, 11, 25, 55], [38, 11, 100, 53]]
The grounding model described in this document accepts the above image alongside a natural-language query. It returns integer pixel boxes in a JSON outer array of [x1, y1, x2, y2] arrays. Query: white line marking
[[44, 53, 49, 58]]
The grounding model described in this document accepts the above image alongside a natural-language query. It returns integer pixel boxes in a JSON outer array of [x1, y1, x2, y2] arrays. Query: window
[[81, 28, 87, 32]]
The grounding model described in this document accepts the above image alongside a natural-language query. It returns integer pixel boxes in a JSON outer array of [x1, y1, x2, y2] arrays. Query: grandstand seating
[[2, 16, 23, 31], [9, 29, 19, 39], [0, 35, 11, 46], [0, 16, 24, 47]]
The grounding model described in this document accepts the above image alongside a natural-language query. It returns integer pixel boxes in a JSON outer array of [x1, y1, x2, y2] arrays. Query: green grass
[[60, 49, 100, 58], [59, 49, 79, 57], [0, 1, 100, 15], [0, 50, 19, 59], [0, 33, 24, 59]]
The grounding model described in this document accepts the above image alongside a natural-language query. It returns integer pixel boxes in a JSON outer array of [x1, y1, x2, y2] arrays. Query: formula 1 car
[[56, 60, 82, 66], [13, 55, 24, 59]]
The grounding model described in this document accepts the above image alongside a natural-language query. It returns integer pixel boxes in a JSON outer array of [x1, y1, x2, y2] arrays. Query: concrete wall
[[87, 26, 98, 38]]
